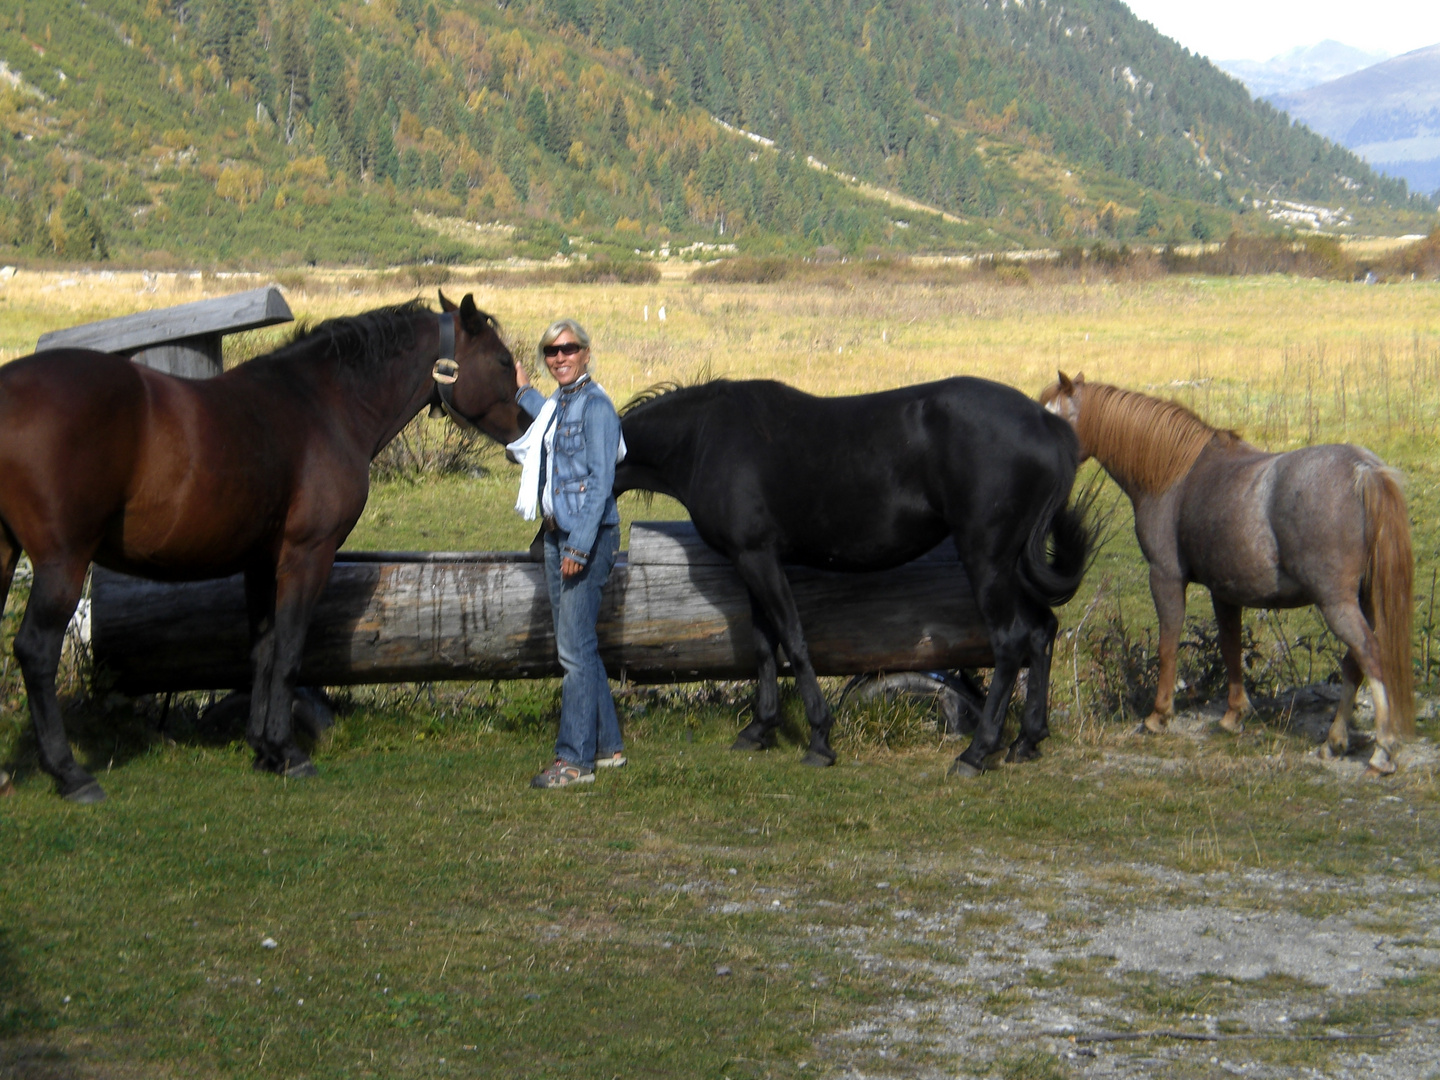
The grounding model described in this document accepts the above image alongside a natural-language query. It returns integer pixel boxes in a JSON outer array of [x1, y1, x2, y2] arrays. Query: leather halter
[[429, 313, 483, 434]]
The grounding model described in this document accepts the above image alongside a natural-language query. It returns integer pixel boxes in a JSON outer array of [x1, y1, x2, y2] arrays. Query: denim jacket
[[517, 378, 622, 565]]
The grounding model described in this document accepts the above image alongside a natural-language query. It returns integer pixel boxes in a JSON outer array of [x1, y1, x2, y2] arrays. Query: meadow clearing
[[1, 265, 1439, 1079]]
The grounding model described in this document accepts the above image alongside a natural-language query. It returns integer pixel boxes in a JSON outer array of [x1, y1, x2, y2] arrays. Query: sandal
[[530, 760, 595, 789]]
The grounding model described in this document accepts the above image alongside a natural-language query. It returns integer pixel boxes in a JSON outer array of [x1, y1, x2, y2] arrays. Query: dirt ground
[[810, 690, 1440, 1079]]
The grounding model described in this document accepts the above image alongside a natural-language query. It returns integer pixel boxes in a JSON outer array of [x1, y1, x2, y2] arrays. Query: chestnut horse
[[0, 292, 522, 802], [1041, 373, 1413, 775]]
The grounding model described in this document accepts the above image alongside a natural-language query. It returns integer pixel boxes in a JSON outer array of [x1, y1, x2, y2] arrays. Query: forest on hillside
[[0, 0, 1430, 266]]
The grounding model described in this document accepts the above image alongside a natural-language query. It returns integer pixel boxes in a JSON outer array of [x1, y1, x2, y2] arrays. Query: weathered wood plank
[[128, 337, 225, 379], [35, 286, 292, 356], [90, 522, 991, 693]]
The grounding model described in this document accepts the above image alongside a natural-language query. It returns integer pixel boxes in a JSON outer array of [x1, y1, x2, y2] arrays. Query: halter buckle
[[432, 358, 459, 385]]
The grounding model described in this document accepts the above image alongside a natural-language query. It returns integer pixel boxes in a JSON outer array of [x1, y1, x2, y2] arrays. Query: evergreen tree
[[545, 98, 573, 156], [608, 95, 629, 147], [400, 147, 422, 190], [199, 0, 258, 84], [56, 191, 109, 260], [1191, 206, 1210, 241], [1137, 194, 1160, 236], [374, 118, 399, 183], [524, 88, 549, 146]]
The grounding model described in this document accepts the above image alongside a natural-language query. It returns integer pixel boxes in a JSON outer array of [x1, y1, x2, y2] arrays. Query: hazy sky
[[1119, 0, 1440, 63]]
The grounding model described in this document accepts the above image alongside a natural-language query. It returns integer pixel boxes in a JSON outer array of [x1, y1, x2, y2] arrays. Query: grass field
[[2, 268, 1439, 1078]]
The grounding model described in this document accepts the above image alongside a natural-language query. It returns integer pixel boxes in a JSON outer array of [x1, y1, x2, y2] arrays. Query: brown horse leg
[[731, 550, 835, 767], [732, 600, 781, 751], [14, 557, 101, 802], [0, 526, 18, 614], [253, 547, 336, 777], [1212, 598, 1251, 734], [1319, 600, 1395, 776], [1144, 571, 1187, 733], [243, 559, 280, 770], [1322, 650, 1362, 759]]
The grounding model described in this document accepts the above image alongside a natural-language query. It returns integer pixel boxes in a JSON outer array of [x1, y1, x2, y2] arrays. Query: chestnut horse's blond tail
[[1359, 463, 1415, 735]]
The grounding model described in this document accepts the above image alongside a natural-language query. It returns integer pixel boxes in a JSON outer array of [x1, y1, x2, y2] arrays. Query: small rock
[[715, 965, 732, 976], [261, 937, 278, 949]]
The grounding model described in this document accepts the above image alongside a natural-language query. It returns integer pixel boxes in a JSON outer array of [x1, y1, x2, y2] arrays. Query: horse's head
[[432, 290, 525, 444], [1039, 370, 1085, 429]]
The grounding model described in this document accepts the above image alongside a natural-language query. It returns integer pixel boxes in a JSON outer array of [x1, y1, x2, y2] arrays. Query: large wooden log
[[90, 522, 992, 693], [35, 285, 293, 378]]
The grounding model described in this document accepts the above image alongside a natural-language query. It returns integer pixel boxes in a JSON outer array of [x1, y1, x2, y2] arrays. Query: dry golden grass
[[6, 267, 1434, 418]]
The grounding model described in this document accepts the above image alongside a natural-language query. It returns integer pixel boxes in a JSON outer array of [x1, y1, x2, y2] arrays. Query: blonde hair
[[537, 318, 592, 362]]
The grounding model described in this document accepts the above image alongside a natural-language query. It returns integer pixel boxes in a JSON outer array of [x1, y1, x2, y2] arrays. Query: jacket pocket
[[556, 422, 585, 456], [559, 476, 589, 517]]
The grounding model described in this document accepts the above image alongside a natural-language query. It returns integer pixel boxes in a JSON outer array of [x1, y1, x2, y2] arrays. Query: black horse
[[614, 377, 1091, 776]]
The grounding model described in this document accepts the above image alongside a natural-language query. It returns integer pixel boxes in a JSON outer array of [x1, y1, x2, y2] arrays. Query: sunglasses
[[542, 342, 586, 358]]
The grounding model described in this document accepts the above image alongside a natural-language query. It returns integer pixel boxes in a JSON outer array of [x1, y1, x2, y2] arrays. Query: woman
[[508, 319, 626, 788]]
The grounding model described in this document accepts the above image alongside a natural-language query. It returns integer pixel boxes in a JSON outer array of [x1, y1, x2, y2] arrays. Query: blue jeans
[[544, 524, 622, 768]]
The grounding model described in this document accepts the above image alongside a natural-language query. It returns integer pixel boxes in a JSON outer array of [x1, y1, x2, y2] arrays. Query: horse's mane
[[260, 299, 436, 373], [1077, 382, 1239, 494], [620, 376, 727, 417]]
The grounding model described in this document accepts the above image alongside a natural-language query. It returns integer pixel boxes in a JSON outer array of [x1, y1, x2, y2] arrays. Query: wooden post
[[90, 522, 992, 693], [35, 285, 293, 378]]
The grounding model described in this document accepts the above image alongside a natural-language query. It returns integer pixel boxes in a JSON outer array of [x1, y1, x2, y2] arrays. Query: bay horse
[[1040, 372, 1414, 775], [614, 377, 1092, 777], [0, 292, 523, 802]]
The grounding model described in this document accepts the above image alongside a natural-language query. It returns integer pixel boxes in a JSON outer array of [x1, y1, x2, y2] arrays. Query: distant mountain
[[1219, 41, 1389, 100], [1274, 44, 1440, 197]]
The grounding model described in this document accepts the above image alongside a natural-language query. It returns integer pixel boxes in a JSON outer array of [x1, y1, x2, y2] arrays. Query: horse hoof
[[1006, 743, 1041, 764], [283, 758, 318, 779], [1319, 743, 1345, 760], [800, 749, 836, 768], [1220, 715, 1245, 735], [1141, 714, 1169, 735], [1363, 764, 1396, 779], [948, 759, 983, 779], [62, 780, 107, 805], [731, 735, 769, 752]]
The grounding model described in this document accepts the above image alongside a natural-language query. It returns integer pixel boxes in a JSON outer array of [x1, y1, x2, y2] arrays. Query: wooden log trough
[[91, 522, 992, 694]]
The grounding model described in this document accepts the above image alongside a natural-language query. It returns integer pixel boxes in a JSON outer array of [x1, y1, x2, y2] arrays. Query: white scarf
[[507, 384, 626, 521]]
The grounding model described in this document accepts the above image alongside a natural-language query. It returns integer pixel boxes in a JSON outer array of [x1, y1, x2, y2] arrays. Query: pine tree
[[608, 95, 629, 147], [545, 98, 572, 156], [1137, 194, 1159, 235], [524, 88, 549, 146]]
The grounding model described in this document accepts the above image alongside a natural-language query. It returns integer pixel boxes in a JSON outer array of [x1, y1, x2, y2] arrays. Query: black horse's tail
[[1016, 470, 1093, 610]]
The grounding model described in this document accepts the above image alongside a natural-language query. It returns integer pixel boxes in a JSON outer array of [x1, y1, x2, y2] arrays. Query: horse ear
[[458, 293, 483, 334], [438, 289, 457, 313], [1074, 371, 1086, 386], [1057, 370, 1074, 393]]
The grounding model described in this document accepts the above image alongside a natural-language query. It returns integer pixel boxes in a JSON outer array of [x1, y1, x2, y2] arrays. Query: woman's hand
[[515, 360, 532, 389], [561, 556, 584, 579]]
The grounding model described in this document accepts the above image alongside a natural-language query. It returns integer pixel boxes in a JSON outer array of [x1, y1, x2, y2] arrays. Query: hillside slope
[[0, 0, 1430, 267]]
